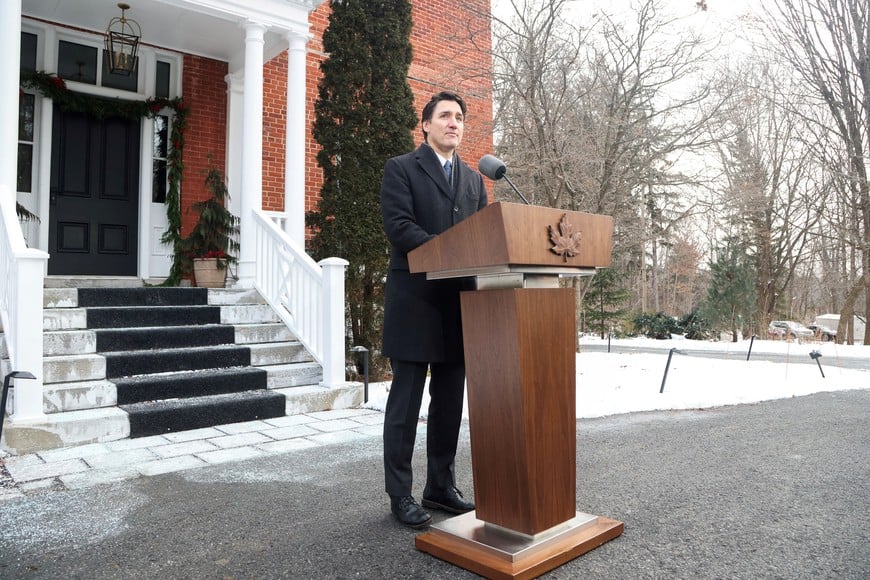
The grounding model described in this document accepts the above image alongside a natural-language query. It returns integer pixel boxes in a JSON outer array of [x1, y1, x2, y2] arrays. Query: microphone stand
[[503, 174, 531, 205]]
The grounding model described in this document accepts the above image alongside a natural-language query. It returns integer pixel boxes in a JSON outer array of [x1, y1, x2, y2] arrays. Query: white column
[[0, 1, 22, 213], [284, 31, 311, 247], [319, 257, 349, 386], [224, 72, 244, 223], [238, 21, 267, 286], [36, 26, 57, 252]]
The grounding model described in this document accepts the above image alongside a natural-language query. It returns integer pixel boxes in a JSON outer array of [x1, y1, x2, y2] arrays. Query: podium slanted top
[[408, 202, 613, 277]]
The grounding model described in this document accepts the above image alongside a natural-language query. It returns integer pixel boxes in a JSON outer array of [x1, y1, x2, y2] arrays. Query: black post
[[809, 351, 825, 378], [660, 348, 678, 394], [351, 346, 369, 403], [1, 371, 37, 442], [746, 334, 756, 361]]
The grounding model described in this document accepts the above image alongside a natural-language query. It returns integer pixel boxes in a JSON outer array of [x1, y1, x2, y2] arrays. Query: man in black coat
[[380, 91, 488, 528]]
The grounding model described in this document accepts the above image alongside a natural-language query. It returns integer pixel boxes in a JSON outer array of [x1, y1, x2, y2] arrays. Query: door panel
[[49, 105, 140, 276]]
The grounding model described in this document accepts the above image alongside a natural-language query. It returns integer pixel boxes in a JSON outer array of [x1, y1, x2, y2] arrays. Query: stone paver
[[196, 446, 266, 465], [7, 457, 90, 482], [261, 424, 319, 440], [1, 408, 387, 497], [38, 442, 112, 463], [85, 448, 159, 470], [208, 432, 274, 449], [138, 455, 208, 477], [150, 440, 221, 459], [215, 420, 272, 435], [309, 418, 363, 433], [255, 438, 320, 455]]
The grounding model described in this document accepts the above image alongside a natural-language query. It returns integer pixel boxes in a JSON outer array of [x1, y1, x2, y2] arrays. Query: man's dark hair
[[421, 91, 467, 141]]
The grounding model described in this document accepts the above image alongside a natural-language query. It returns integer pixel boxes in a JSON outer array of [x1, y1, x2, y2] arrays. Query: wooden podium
[[408, 202, 623, 579]]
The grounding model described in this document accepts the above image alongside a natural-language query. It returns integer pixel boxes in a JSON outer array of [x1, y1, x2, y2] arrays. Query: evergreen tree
[[583, 268, 631, 338], [700, 242, 757, 342], [307, 0, 417, 377]]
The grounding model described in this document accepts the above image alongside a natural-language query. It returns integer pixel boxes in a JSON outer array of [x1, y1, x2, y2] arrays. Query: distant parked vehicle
[[807, 324, 837, 342], [768, 320, 815, 342]]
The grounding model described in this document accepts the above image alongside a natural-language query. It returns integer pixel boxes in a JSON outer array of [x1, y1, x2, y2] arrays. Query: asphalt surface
[[1, 389, 868, 579]]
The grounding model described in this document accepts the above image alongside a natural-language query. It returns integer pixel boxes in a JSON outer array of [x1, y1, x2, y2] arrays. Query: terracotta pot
[[193, 258, 227, 288]]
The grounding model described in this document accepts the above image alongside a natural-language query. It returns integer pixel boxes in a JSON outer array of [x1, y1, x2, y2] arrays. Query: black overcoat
[[380, 142, 488, 362]]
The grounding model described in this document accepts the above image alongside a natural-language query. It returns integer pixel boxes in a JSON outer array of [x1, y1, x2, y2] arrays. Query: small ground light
[[809, 350, 825, 378], [351, 346, 369, 403], [1, 371, 37, 440]]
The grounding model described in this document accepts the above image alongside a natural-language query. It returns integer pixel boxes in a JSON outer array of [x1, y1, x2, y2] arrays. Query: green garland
[[20, 70, 188, 285]]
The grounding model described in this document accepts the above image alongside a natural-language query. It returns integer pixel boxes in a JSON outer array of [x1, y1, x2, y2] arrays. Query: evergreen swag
[[20, 70, 188, 285], [307, 0, 417, 377]]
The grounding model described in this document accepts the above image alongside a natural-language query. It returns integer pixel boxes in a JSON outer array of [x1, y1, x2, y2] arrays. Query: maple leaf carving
[[548, 214, 582, 261]]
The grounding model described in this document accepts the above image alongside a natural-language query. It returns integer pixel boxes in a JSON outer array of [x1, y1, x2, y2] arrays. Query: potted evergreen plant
[[179, 166, 239, 288]]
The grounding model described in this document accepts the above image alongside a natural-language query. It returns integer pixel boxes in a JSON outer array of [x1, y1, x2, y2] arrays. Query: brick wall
[[261, 0, 494, 227], [180, 54, 228, 236]]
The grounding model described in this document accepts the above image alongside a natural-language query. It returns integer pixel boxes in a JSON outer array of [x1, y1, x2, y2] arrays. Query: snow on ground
[[363, 336, 869, 420]]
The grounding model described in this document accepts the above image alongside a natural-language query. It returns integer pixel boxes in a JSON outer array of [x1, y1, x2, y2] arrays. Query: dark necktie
[[444, 159, 452, 182]]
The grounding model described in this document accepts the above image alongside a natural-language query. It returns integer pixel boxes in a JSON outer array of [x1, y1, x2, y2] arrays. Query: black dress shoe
[[390, 495, 432, 529], [422, 486, 475, 514]]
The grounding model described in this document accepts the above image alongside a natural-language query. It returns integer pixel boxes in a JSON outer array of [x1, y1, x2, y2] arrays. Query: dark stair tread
[[86, 305, 222, 329], [114, 367, 268, 404], [122, 390, 287, 438], [78, 287, 209, 307], [104, 345, 252, 378], [95, 324, 237, 352]]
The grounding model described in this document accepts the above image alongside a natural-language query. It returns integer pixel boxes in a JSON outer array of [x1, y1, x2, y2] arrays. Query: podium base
[[415, 511, 623, 580]]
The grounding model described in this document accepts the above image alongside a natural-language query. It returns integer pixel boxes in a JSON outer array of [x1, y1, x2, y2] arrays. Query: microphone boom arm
[[503, 174, 531, 205]]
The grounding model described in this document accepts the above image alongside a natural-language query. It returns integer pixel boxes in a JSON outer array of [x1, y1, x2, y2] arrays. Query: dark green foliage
[[633, 312, 680, 339], [178, 167, 239, 274], [678, 310, 713, 340], [583, 268, 631, 338], [307, 0, 417, 378], [15, 202, 39, 222], [700, 243, 756, 342]]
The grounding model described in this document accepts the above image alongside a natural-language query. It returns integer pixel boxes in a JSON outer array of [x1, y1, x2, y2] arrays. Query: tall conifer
[[308, 0, 417, 374]]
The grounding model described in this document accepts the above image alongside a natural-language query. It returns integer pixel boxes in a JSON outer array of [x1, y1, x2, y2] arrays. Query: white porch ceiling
[[22, 0, 325, 70]]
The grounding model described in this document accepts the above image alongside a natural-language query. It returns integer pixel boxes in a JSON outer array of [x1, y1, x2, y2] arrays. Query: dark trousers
[[383, 359, 466, 497]]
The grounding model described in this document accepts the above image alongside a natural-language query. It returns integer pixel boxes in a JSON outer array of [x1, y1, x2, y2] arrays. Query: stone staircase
[[1, 284, 361, 454]]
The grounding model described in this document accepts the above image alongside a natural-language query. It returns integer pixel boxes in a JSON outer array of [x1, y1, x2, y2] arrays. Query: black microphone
[[478, 154, 531, 205]]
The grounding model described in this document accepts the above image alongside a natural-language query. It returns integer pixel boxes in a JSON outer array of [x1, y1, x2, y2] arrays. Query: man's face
[[423, 99, 464, 158]]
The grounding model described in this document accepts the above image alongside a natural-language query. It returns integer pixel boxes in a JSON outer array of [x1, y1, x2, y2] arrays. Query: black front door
[[48, 104, 140, 276]]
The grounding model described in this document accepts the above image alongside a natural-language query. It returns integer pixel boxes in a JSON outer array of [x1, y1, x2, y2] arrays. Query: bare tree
[[708, 60, 825, 334], [492, 0, 726, 326], [761, 0, 870, 344]]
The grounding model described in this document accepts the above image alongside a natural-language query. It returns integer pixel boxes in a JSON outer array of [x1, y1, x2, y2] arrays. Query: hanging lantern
[[105, 3, 141, 76]]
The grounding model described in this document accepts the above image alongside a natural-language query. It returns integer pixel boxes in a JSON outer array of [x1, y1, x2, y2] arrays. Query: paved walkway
[[1, 407, 386, 500], [1, 390, 868, 578]]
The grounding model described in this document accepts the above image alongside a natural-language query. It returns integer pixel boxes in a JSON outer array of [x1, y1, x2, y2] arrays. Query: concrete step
[[234, 323, 295, 344], [44, 308, 87, 331], [1, 407, 131, 454], [95, 324, 236, 352], [249, 342, 314, 366], [114, 367, 268, 405], [220, 304, 280, 325], [277, 383, 363, 415], [43, 380, 117, 413], [121, 390, 286, 438], [104, 345, 252, 378], [264, 362, 323, 389], [43, 330, 97, 356], [43, 354, 106, 384]]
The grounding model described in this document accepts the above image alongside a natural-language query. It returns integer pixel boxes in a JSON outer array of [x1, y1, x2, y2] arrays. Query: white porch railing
[[0, 185, 49, 422], [252, 209, 348, 386]]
